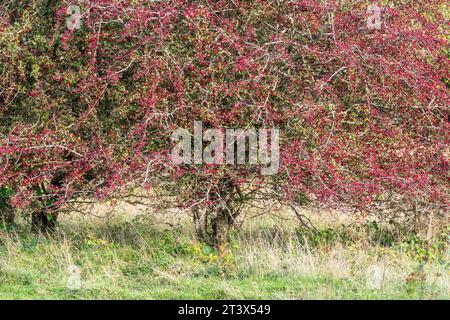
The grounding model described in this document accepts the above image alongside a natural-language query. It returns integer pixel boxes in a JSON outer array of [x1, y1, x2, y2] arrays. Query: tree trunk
[[193, 204, 234, 250], [193, 208, 208, 243], [192, 179, 241, 250], [31, 210, 58, 233], [0, 206, 15, 225], [0, 187, 15, 225], [212, 209, 231, 249], [31, 173, 65, 233]]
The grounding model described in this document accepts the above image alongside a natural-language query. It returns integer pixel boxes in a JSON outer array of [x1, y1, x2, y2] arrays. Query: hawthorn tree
[[0, 0, 448, 245]]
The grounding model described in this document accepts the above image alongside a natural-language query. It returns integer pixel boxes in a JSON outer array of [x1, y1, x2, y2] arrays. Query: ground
[[0, 207, 448, 299]]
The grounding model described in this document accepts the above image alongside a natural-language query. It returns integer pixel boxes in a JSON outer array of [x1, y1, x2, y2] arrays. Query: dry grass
[[0, 206, 448, 299]]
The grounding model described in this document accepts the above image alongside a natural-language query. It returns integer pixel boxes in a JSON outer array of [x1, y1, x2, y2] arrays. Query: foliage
[[0, 1, 448, 241]]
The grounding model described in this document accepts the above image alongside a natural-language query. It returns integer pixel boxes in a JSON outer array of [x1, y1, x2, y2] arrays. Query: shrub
[[0, 1, 448, 244]]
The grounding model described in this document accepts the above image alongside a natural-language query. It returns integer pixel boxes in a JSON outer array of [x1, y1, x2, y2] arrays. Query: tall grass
[[0, 211, 448, 299]]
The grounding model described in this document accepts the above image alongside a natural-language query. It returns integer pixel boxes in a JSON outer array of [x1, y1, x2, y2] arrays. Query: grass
[[0, 211, 448, 300]]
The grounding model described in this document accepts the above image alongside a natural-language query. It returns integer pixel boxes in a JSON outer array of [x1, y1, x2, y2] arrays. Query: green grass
[[0, 214, 448, 300]]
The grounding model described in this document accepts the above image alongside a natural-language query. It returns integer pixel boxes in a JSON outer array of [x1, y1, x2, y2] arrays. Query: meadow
[[0, 208, 448, 300]]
